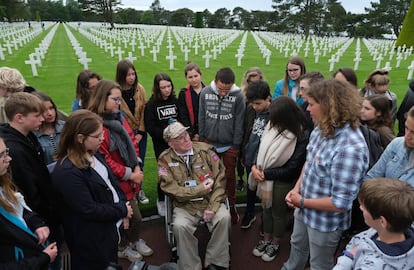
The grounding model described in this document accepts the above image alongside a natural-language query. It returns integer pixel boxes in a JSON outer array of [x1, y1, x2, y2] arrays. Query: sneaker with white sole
[[261, 244, 279, 262], [157, 200, 165, 216], [137, 190, 149, 204], [252, 240, 271, 257], [131, 239, 153, 256], [118, 246, 143, 262]]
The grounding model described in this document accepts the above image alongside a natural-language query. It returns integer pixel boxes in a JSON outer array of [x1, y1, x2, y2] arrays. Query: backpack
[[359, 124, 384, 169]]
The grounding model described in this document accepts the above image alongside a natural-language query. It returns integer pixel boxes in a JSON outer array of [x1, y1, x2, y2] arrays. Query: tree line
[[0, 0, 410, 38]]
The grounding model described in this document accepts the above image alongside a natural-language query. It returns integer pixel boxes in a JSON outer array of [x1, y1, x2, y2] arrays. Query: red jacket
[[99, 117, 140, 200]]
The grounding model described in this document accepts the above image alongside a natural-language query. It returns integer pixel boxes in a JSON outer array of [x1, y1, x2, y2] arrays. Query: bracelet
[[342, 250, 354, 260], [299, 196, 305, 209]]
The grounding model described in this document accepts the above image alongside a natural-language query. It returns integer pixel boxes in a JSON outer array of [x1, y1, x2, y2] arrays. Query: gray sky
[[121, 0, 376, 14]]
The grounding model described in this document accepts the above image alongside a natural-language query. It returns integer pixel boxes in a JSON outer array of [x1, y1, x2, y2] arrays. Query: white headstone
[[150, 46, 157, 62], [408, 61, 414, 80], [116, 47, 124, 61], [202, 50, 212, 68], [126, 52, 137, 63], [25, 53, 40, 77], [166, 51, 177, 70]]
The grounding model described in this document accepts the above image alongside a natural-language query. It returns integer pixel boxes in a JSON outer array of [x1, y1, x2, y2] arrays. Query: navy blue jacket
[[52, 154, 127, 270]]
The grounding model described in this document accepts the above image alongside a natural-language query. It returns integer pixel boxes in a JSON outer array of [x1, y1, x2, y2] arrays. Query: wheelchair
[[164, 195, 231, 266]]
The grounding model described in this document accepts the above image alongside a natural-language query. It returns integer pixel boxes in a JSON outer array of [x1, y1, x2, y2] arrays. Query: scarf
[[103, 112, 139, 169], [248, 122, 297, 208]]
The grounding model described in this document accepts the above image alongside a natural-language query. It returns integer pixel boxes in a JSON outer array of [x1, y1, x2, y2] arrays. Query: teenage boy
[[333, 178, 414, 269], [240, 80, 271, 229], [0, 92, 60, 265], [199, 67, 246, 224]]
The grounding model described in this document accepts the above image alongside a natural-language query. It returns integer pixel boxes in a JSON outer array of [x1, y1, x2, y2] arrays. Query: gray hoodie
[[198, 80, 245, 150]]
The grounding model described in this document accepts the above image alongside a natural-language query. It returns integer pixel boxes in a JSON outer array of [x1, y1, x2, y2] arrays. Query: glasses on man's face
[[87, 131, 104, 140], [110, 97, 122, 104], [287, 68, 300, 73], [0, 148, 9, 159]]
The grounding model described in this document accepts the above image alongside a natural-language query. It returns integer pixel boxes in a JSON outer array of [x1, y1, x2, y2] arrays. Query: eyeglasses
[[86, 131, 104, 140], [110, 97, 122, 103], [287, 68, 300, 73], [0, 148, 9, 159]]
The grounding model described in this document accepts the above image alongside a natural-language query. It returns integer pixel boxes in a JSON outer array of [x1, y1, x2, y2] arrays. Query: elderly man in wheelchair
[[158, 119, 231, 270]]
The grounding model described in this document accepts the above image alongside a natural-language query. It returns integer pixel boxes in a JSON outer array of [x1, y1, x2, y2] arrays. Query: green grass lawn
[[2, 22, 414, 216]]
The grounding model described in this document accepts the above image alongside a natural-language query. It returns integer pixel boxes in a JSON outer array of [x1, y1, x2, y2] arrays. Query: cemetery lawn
[[2, 22, 414, 216]]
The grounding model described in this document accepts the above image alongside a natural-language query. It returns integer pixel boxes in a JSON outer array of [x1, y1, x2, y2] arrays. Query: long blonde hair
[[0, 138, 18, 214]]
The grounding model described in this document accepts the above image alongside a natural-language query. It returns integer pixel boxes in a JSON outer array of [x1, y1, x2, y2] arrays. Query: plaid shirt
[[297, 124, 369, 232]]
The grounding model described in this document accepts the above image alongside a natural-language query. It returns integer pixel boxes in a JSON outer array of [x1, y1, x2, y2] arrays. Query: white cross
[[150, 46, 157, 62], [396, 53, 403, 68], [107, 43, 115, 58], [383, 61, 391, 71], [408, 61, 414, 80], [202, 50, 212, 68], [193, 42, 199, 55], [328, 55, 336, 72], [25, 53, 40, 77], [130, 39, 136, 52], [4, 40, 13, 55], [116, 46, 124, 61], [0, 45, 5, 60], [235, 52, 244, 67], [138, 42, 145, 56], [212, 46, 218, 60], [166, 51, 176, 70], [354, 55, 362, 70], [126, 52, 137, 63], [284, 47, 290, 58], [182, 46, 190, 62], [78, 53, 92, 70], [375, 54, 383, 69], [314, 50, 320, 63]]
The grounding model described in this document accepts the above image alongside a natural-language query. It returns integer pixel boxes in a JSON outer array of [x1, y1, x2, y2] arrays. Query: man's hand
[[203, 178, 214, 192], [35, 226, 50, 245], [285, 189, 301, 208], [203, 209, 215, 222]]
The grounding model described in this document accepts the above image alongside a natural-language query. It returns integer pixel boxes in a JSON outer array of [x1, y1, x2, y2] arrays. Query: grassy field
[[2, 22, 414, 216]]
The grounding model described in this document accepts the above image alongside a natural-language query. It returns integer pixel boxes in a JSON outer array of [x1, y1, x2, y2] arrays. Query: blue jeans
[[282, 217, 343, 270]]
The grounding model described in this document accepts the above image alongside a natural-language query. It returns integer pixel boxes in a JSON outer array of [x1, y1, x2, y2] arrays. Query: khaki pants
[[173, 204, 231, 269]]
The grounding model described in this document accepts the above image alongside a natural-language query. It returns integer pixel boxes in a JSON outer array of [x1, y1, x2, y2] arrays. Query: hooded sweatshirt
[[198, 81, 245, 150], [333, 227, 414, 270]]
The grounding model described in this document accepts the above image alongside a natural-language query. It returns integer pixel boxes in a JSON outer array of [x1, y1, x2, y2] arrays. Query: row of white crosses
[[63, 24, 92, 69], [0, 22, 45, 61], [235, 32, 247, 67], [250, 31, 271, 65], [24, 23, 59, 77]]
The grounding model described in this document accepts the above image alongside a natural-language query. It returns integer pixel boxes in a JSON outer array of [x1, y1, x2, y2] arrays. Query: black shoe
[[206, 264, 226, 270], [236, 179, 244, 192], [240, 213, 256, 229]]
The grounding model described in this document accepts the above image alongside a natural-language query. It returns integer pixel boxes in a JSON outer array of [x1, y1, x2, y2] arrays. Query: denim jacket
[[34, 120, 65, 165], [366, 137, 414, 187]]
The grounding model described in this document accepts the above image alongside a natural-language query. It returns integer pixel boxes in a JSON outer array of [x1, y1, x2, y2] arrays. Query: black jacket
[[263, 130, 310, 183], [52, 155, 127, 270], [0, 125, 59, 226], [397, 79, 414, 136], [0, 207, 50, 270], [144, 95, 179, 158]]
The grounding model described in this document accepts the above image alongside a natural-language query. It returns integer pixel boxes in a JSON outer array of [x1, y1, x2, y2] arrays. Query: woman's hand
[[43, 242, 58, 262], [35, 226, 50, 245]]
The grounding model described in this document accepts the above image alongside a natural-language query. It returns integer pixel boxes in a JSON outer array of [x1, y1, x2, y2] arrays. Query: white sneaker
[[118, 246, 143, 262], [157, 200, 165, 216], [138, 190, 149, 204], [131, 239, 153, 256]]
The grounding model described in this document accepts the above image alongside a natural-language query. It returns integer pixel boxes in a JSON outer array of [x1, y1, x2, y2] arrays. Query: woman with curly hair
[[283, 79, 369, 270]]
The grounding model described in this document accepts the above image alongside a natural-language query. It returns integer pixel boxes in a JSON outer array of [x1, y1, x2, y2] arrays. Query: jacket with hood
[[0, 124, 58, 226], [333, 227, 414, 270], [198, 81, 245, 150], [397, 79, 414, 136]]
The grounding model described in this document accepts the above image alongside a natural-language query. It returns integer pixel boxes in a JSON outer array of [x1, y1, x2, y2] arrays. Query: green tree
[[150, 0, 164, 24], [115, 8, 143, 24], [208, 8, 230, 28], [230, 7, 248, 29], [169, 8, 194, 26], [323, 0, 347, 35], [66, 0, 83, 21], [272, 0, 325, 36], [0, 0, 26, 22], [365, 0, 411, 37], [194, 11, 203, 28], [78, 0, 120, 28], [396, 0, 414, 47]]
